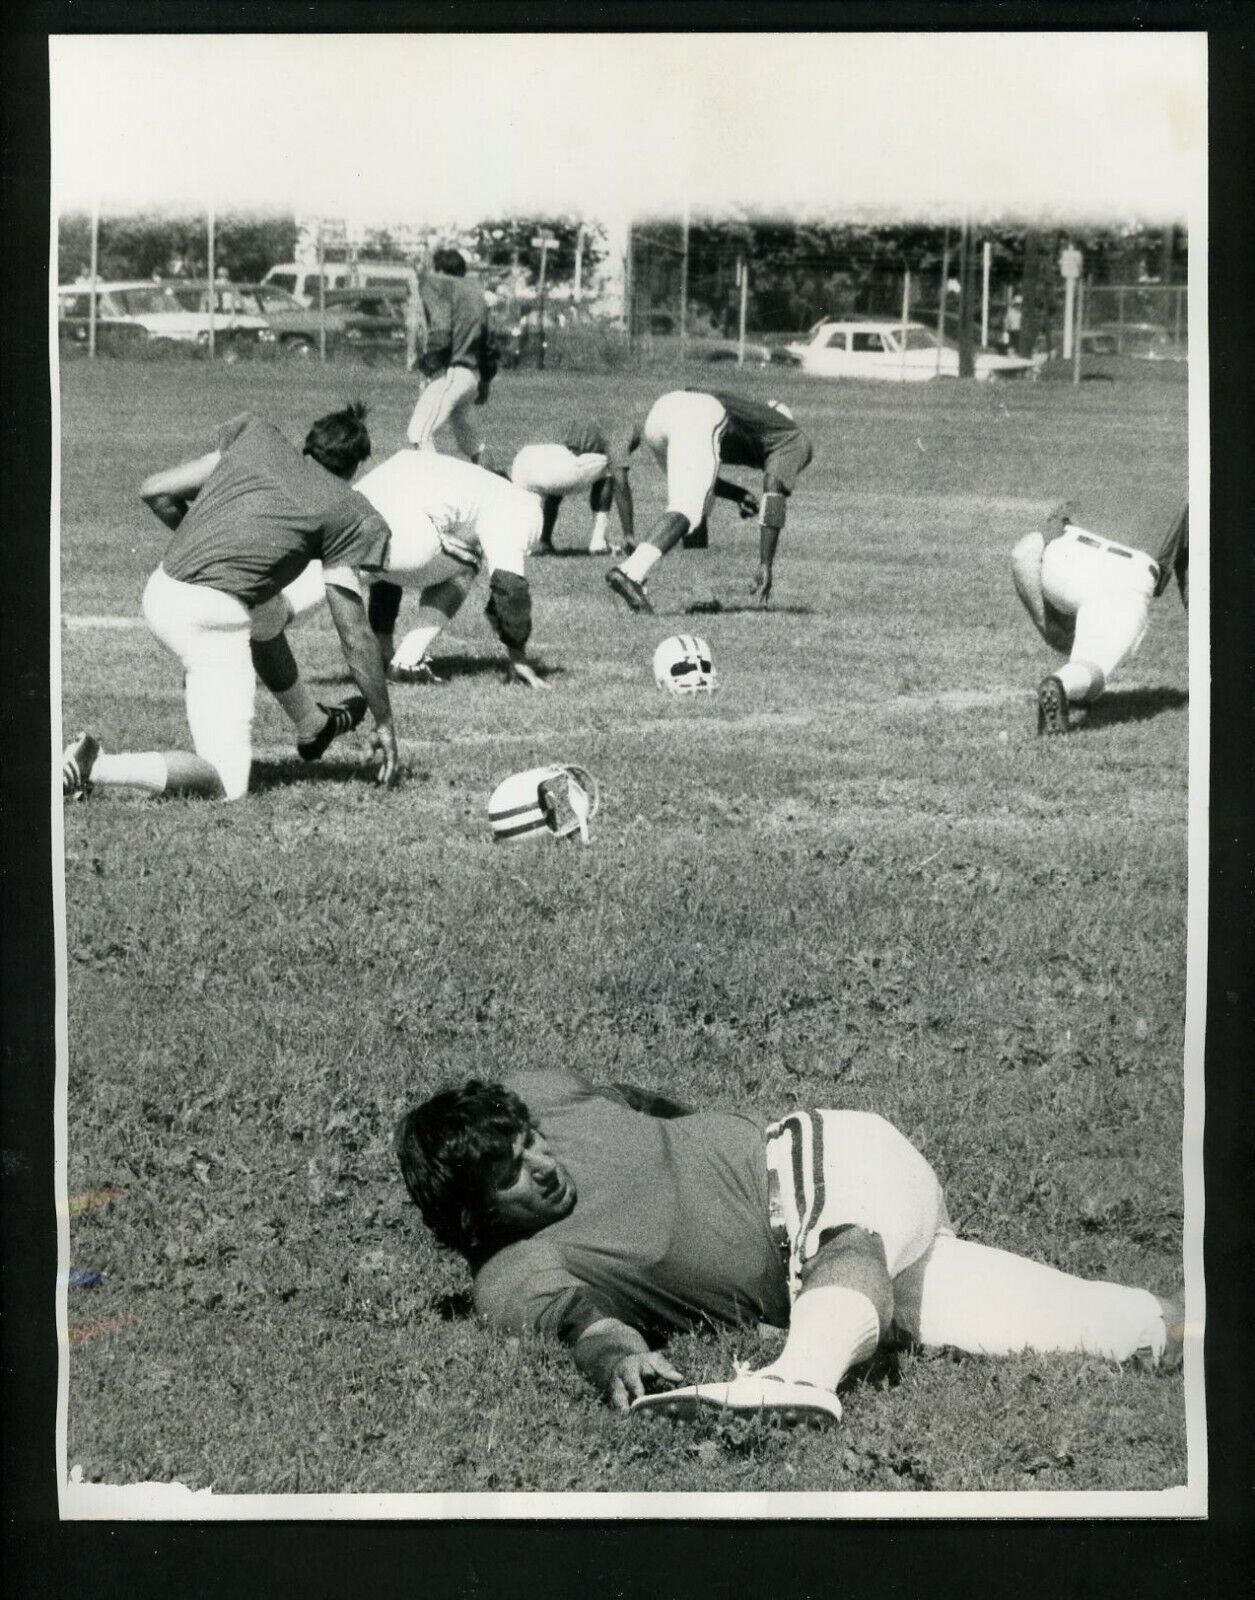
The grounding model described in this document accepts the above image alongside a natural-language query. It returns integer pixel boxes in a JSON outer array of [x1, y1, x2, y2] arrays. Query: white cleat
[[631, 1372, 843, 1429]]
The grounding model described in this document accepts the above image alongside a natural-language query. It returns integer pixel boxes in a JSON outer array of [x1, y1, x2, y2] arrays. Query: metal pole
[[900, 267, 910, 379], [936, 225, 950, 375], [957, 212, 974, 378], [1072, 276, 1084, 386], [206, 204, 216, 361], [88, 197, 99, 360], [679, 202, 690, 361], [980, 240, 992, 347], [537, 240, 549, 371], [573, 223, 585, 305], [737, 254, 748, 366], [317, 223, 327, 363], [1117, 284, 1125, 354]]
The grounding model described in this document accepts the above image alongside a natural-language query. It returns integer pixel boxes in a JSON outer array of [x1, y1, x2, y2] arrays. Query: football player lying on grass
[[395, 1071, 1186, 1425], [275, 449, 550, 690], [606, 389, 813, 615], [510, 417, 642, 557], [62, 403, 399, 803], [1011, 496, 1188, 735]]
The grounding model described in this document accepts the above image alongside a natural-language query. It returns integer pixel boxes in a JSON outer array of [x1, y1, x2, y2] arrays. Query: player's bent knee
[[249, 594, 293, 643]]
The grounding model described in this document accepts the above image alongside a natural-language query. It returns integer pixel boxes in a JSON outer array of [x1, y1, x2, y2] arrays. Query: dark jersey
[[702, 390, 813, 491], [160, 415, 391, 608], [562, 417, 642, 472], [418, 272, 490, 376], [472, 1070, 789, 1346]]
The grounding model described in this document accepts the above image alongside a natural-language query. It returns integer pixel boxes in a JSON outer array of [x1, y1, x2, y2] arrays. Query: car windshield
[[257, 289, 299, 312], [113, 286, 185, 315], [266, 273, 298, 294], [900, 326, 939, 351]]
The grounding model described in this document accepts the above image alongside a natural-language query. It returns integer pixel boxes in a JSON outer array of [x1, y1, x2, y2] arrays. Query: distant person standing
[[406, 248, 498, 466], [1011, 497, 1189, 735]]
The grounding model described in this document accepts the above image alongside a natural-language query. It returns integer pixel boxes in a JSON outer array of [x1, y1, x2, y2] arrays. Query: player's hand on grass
[[371, 723, 400, 787], [507, 660, 550, 691], [738, 491, 760, 520], [607, 1351, 686, 1413], [750, 564, 773, 606]]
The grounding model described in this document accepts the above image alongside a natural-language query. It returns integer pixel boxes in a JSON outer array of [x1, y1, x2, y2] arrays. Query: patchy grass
[[60, 354, 1189, 1497]]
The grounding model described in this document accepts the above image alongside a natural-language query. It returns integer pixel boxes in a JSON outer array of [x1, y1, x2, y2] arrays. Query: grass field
[[59, 353, 1191, 1499]]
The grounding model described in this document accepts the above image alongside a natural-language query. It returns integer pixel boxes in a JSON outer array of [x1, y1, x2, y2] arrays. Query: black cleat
[[681, 519, 709, 549], [1036, 675, 1070, 735], [298, 696, 368, 761], [387, 659, 446, 686], [606, 567, 654, 614], [532, 541, 558, 557], [63, 732, 100, 799]]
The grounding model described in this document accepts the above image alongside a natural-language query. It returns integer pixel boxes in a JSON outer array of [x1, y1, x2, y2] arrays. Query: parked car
[[163, 282, 277, 355], [57, 285, 156, 355], [210, 283, 352, 358], [263, 260, 419, 308], [786, 319, 1042, 382], [56, 280, 261, 349], [322, 287, 412, 363], [1080, 322, 1175, 359]]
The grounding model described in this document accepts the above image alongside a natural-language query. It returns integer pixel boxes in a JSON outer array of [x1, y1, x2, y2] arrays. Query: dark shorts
[[764, 434, 813, 494]]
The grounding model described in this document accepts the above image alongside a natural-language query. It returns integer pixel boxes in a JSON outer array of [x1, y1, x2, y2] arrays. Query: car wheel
[[284, 337, 316, 360]]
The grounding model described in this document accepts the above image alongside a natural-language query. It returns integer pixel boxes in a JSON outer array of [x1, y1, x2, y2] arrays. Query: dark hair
[[394, 1080, 531, 1256], [304, 399, 371, 479], [432, 247, 467, 277]]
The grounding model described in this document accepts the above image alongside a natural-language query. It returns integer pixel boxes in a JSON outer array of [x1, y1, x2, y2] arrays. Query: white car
[[57, 280, 270, 346], [786, 320, 1041, 383]]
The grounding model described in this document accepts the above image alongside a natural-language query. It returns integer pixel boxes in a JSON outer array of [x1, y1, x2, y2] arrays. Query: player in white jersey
[[278, 449, 548, 689], [1011, 498, 1188, 733]]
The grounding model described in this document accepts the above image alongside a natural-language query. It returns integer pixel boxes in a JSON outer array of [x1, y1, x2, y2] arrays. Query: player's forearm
[[574, 1318, 649, 1395], [328, 588, 394, 726]]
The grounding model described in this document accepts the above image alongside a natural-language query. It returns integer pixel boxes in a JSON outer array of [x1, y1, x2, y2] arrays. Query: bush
[[544, 320, 630, 372]]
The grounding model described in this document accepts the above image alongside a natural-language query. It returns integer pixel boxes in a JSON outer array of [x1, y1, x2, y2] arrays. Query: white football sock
[[391, 616, 447, 671], [905, 1234, 1167, 1361], [588, 511, 611, 549], [1056, 660, 1099, 702], [620, 543, 663, 583], [759, 1286, 881, 1392], [92, 752, 170, 795]]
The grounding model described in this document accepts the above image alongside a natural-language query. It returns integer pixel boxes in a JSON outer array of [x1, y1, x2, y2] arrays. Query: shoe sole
[[1037, 680, 1069, 735], [631, 1391, 836, 1430]]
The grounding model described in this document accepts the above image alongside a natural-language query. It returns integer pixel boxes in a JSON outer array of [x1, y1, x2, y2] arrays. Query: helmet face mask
[[489, 764, 600, 843], [653, 634, 717, 695]]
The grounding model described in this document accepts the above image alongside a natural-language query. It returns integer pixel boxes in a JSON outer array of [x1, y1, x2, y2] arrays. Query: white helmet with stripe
[[488, 764, 600, 843], [653, 634, 717, 695]]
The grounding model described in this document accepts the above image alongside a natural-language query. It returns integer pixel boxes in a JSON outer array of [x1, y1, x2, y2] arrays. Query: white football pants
[[142, 567, 255, 801], [406, 364, 482, 456], [767, 1109, 1167, 1363], [1039, 526, 1158, 682], [643, 390, 729, 527], [510, 443, 609, 499]]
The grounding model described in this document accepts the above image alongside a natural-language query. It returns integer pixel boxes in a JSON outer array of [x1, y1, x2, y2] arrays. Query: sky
[[49, 31, 1206, 226]]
